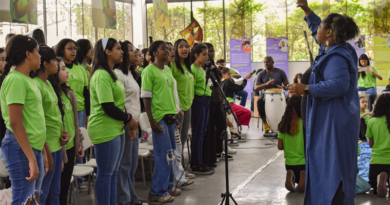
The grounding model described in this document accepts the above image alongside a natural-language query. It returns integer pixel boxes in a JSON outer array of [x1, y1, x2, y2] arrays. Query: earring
[[326, 40, 329, 47]]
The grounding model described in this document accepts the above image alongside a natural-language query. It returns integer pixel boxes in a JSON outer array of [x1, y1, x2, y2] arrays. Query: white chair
[[78, 128, 96, 168], [68, 176, 77, 204], [72, 166, 96, 205], [73, 128, 96, 205], [139, 113, 154, 152], [0, 149, 9, 189], [138, 148, 151, 188]]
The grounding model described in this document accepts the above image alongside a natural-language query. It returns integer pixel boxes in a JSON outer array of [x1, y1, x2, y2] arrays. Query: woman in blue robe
[[289, 1, 361, 204]]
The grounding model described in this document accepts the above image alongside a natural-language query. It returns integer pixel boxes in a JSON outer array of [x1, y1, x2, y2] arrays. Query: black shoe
[[191, 164, 215, 175], [217, 152, 234, 160], [209, 163, 217, 168], [236, 96, 241, 100]]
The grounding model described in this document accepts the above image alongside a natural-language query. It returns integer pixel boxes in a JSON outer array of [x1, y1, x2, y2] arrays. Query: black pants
[[256, 95, 266, 119], [203, 102, 224, 166], [332, 182, 345, 205], [285, 164, 305, 183], [60, 147, 76, 205], [369, 164, 390, 192], [359, 118, 367, 140]]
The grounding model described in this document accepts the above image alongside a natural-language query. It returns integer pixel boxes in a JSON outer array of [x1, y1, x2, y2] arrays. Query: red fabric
[[230, 103, 251, 126]]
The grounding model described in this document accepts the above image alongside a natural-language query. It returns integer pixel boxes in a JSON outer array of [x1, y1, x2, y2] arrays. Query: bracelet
[[125, 114, 132, 124]]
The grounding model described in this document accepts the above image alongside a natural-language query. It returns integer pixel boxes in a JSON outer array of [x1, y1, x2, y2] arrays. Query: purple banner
[[230, 38, 252, 99], [348, 34, 366, 58], [266, 37, 289, 78]]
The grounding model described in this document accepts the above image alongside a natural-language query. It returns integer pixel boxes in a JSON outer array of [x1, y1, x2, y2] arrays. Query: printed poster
[[348, 34, 366, 58], [374, 34, 390, 87], [0, 0, 37, 24], [92, 0, 117, 29], [180, 18, 203, 46], [266, 37, 289, 78], [230, 38, 252, 99], [154, 0, 169, 30]]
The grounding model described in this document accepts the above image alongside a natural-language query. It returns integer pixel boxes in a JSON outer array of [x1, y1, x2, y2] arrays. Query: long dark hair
[[116, 41, 138, 80], [91, 38, 118, 82], [0, 48, 4, 54], [76, 39, 92, 65], [372, 93, 390, 134], [47, 57, 66, 122], [358, 54, 370, 79], [190, 43, 208, 66], [0, 35, 38, 87], [149, 41, 166, 63], [204, 42, 215, 63], [142, 48, 149, 68], [30, 29, 45, 45], [30, 44, 57, 78], [173, 39, 192, 75], [293, 73, 302, 83], [55, 38, 79, 65], [278, 95, 302, 136]]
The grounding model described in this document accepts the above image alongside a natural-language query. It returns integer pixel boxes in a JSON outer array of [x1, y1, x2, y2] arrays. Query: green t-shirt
[[66, 64, 88, 111], [227, 97, 235, 103], [33, 78, 63, 153], [171, 62, 194, 111], [357, 66, 379, 88], [138, 67, 144, 73], [366, 116, 390, 164], [88, 69, 125, 144], [278, 119, 306, 166], [230, 68, 238, 75], [141, 64, 177, 122], [62, 91, 76, 150], [360, 110, 371, 125], [191, 64, 212, 97], [80, 64, 91, 80], [0, 70, 46, 151]]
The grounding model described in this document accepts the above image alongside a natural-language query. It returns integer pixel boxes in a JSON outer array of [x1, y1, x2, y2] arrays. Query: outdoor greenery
[[147, 0, 390, 62]]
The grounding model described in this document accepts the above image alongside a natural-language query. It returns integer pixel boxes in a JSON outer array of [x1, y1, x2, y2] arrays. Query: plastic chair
[[68, 176, 77, 204], [78, 128, 97, 168], [138, 148, 152, 188], [72, 166, 96, 205]]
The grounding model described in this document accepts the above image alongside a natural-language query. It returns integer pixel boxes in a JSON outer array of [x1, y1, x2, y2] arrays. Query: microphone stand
[[209, 71, 239, 205]]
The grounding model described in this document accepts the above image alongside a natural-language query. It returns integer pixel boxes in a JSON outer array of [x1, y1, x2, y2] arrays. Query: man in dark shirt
[[255, 56, 289, 133]]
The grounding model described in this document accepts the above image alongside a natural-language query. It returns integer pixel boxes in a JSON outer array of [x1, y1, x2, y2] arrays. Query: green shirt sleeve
[[95, 72, 115, 104], [366, 119, 373, 138], [141, 69, 153, 91], [5, 78, 27, 105], [278, 132, 285, 140]]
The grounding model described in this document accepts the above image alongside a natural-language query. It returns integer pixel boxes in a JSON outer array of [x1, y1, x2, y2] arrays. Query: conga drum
[[264, 88, 287, 132]]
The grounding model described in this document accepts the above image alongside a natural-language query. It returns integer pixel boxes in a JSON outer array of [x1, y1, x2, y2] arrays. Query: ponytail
[[0, 63, 13, 87]]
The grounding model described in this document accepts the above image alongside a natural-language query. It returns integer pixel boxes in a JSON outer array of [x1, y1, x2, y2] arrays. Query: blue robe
[[304, 12, 360, 205]]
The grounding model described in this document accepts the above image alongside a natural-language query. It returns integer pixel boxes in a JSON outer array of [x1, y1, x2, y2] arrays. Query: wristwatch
[[304, 85, 310, 95]]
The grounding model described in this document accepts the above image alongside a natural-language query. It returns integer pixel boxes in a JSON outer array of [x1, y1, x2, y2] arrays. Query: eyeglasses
[[66, 46, 78, 51], [0, 58, 5, 62]]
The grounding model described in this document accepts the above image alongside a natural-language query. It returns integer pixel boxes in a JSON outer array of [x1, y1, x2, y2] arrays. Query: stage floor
[[76, 117, 390, 205]]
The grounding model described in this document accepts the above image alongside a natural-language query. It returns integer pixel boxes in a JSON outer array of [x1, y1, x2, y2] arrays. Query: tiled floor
[[75, 118, 390, 205]]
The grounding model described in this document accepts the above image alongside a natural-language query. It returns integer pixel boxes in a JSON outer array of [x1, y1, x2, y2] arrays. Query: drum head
[[265, 88, 283, 94]]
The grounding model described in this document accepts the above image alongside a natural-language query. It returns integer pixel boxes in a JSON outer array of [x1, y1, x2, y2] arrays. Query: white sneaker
[[227, 146, 237, 154], [228, 140, 239, 146], [185, 171, 195, 179]]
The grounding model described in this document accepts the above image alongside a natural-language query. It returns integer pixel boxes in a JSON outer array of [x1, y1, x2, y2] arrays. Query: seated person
[[217, 59, 247, 107], [255, 56, 289, 133], [367, 93, 390, 198], [359, 96, 372, 141], [277, 95, 305, 193], [220, 68, 253, 126], [251, 69, 263, 112]]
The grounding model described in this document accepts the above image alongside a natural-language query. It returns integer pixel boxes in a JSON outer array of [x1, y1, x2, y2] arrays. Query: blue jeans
[[117, 127, 139, 205], [149, 120, 176, 196], [95, 134, 125, 205], [191, 95, 210, 167], [1, 129, 45, 205], [357, 87, 376, 109], [40, 149, 62, 205], [235, 90, 248, 107]]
